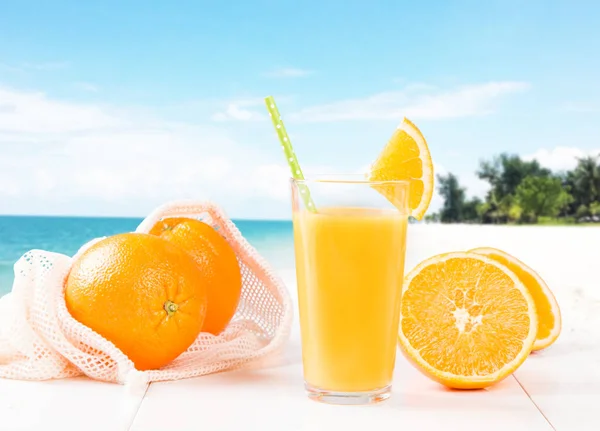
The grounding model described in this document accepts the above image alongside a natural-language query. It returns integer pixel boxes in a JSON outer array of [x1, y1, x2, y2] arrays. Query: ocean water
[[0, 216, 295, 297]]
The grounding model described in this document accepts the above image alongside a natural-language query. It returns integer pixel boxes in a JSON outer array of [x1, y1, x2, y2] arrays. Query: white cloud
[[241, 164, 291, 200], [210, 98, 266, 122], [289, 81, 529, 122], [264, 67, 314, 78], [73, 82, 100, 92], [524, 147, 600, 172], [0, 171, 21, 196], [211, 103, 264, 122], [209, 95, 296, 122], [461, 174, 490, 199], [0, 86, 294, 218], [434, 162, 447, 176], [0, 87, 123, 132], [0, 80, 544, 219]]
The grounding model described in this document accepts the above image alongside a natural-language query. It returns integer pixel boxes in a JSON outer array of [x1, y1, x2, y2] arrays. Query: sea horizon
[[2, 213, 597, 297], [0, 213, 294, 222], [0, 215, 295, 296]]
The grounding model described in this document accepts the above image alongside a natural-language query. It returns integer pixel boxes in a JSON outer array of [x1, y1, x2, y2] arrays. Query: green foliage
[[423, 213, 440, 223], [515, 176, 573, 222], [463, 197, 482, 222], [476, 201, 490, 217], [477, 153, 551, 202], [508, 203, 523, 221], [436, 173, 481, 223], [575, 204, 589, 219], [434, 152, 599, 225], [564, 155, 600, 215], [437, 173, 466, 223], [537, 216, 577, 225], [498, 195, 520, 222], [572, 155, 600, 204]]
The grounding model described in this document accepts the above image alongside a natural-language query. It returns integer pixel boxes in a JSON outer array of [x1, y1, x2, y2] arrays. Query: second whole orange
[[149, 217, 243, 335]]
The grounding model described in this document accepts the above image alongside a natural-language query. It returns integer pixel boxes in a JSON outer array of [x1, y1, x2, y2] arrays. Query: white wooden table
[[0, 335, 593, 431], [1, 225, 598, 430]]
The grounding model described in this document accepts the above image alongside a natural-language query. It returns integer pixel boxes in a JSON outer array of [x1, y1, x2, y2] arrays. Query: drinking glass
[[291, 175, 410, 405]]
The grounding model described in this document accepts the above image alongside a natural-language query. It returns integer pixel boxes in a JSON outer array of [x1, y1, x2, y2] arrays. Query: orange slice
[[368, 117, 433, 220], [470, 247, 561, 351], [398, 252, 538, 389]]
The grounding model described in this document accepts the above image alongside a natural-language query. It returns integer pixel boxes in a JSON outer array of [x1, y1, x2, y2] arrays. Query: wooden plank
[[130, 339, 551, 431], [515, 350, 600, 431], [513, 228, 600, 431], [408, 224, 600, 431]]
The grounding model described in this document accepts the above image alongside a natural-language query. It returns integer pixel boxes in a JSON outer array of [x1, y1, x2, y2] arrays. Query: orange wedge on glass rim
[[368, 117, 434, 220], [398, 252, 538, 389], [470, 247, 561, 351]]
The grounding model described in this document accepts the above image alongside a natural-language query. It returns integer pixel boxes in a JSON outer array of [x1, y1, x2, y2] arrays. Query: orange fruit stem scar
[[164, 300, 179, 316]]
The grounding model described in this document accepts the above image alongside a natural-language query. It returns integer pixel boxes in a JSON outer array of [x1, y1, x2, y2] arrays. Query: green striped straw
[[264, 96, 317, 213]]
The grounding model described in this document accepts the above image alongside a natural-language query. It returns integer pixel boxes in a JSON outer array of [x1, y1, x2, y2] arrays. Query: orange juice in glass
[[291, 176, 409, 404]]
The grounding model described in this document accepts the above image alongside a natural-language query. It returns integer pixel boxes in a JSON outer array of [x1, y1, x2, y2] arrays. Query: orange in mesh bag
[[0, 201, 293, 388]]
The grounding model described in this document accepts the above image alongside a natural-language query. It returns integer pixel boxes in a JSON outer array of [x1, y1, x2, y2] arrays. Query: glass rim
[[291, 173, 411, 186]]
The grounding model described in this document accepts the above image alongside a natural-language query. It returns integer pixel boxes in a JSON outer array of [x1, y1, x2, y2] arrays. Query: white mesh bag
[[0, 200, 293, 389]]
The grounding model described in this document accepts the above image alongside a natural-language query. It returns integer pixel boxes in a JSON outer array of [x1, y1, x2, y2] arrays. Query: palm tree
[[568, 155, 600, 209]]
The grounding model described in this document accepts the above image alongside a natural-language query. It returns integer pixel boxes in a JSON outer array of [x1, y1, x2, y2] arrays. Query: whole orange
[[65, 233, 208, 371], [149, 217, 242, 335]]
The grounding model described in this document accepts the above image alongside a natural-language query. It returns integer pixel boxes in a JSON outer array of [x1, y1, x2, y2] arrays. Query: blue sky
[[1, 0, 599, 218]]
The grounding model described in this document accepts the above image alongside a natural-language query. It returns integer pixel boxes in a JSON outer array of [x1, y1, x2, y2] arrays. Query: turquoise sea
[[0, 216, 294, 297]]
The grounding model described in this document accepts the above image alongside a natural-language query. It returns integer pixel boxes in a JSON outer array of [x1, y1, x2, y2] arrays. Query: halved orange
[[368, 117, 434, 220], [470, 247, 561, 351], [398, 252, 538, 389]]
